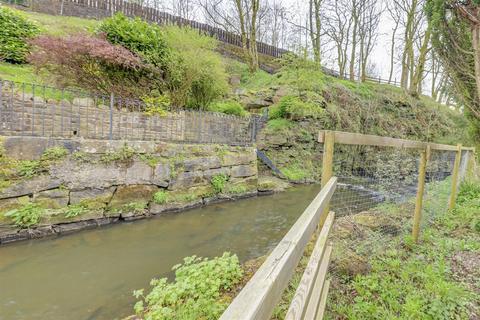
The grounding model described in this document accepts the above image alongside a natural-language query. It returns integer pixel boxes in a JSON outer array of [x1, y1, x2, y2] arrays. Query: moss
[[100, 144, 136, 163], [139, 153, 161, 168], [281, 165, 309, 181]]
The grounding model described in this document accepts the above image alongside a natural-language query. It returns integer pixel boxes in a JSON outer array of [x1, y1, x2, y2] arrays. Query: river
[[0, 184, 376, 320]]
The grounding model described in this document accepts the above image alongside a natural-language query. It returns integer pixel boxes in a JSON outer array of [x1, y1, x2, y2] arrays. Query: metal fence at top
[[0, 79, 258, 146]]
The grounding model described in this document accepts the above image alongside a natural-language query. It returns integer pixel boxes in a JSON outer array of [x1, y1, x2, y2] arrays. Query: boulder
[[229, 75, 241, 86], [257, 176, 290, 193], [331, 249, 371, 277], [352, 212, 393, 230]]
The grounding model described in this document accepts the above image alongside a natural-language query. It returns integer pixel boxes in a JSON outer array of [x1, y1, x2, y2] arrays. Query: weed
[[72, 151, 91, 163], [226, 184, 248, 194], [63, 204, 88, 218], [100, 144, 136, 163], [266, 118, 292, 132], [281, 165, 308, 181], [153, 190, 168, 205], [133, 252, 243, 319], [4, 203, 43, 227], [17, 160, 43, 178], [41, 146, 69, 162], [139, 153, 160, 168], [211, 174, 229, 194]]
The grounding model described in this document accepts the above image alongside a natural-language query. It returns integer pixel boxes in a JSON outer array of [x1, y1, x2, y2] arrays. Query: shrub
[[271, 95, 326, 120], [97, 13, 169, 68], [211, 174, 229, 193], [100, 144, 136, 163], [161, 26, 229, 108], [41, 146, 68, 162], [208, 100, 247, 116], [4, 203, 43, 227], [29, 34, 155, 97], [17, 160, 43, 178], [153, 190, 168, 204], [0, 7, 39, 63], [98, 15, 228, 108], [133, 253, 243, 320]]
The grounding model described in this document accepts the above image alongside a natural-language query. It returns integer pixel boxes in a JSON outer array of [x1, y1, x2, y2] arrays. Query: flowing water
[[0, 184, 375, 320]]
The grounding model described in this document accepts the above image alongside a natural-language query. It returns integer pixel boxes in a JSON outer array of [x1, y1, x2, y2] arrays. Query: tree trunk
[[472, 24, 480, 103], [410, 28, 431, 96]]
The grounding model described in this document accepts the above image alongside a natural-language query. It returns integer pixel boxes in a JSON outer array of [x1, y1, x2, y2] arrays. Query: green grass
[[326, 179, 480, 320], [13, 7, 100, 36]]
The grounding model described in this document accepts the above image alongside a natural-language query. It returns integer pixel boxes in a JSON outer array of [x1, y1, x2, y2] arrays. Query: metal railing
[[0, 79, 257, 146]]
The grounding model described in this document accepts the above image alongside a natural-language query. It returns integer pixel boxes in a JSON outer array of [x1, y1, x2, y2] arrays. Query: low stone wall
[[0, 136, 259, 244]]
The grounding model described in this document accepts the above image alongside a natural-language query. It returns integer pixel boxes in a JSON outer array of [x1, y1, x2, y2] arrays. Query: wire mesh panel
[[0, 79, 254, 145], [326, 144, 423, 309], [420, 149, 458, 228]]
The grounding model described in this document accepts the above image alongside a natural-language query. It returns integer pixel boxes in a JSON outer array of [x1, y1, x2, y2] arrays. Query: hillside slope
[[0, 6, 469, 185]]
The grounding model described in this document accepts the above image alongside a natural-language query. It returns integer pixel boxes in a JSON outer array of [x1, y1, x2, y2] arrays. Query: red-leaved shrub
[[29, 34, 163, 97]]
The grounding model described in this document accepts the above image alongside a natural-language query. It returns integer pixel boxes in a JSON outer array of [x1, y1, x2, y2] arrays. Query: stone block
[[107, 185, 157, 215], [69, 187, 115, 206], [168, 171, 205, 190], [125, 161, 153, 185], [183, 156, 221, 172], [221, 151, 256, 166], [35, 188, 69, 209], [152, 163, 170, 187], [51, 161, 125, 189], [0, 176, 62, 200], [203, 167, 231, 180], [231, 164, 257, 178]]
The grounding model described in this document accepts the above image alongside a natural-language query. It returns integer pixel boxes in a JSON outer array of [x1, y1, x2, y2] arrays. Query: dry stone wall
[[0, 136, 258, 244]]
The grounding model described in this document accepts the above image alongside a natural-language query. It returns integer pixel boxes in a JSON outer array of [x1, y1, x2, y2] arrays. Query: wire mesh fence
[[0, 79, 258, 145], [320, 132, 472, 318]]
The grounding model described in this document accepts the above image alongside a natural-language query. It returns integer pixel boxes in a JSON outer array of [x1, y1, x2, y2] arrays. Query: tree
[[308, 0, 323, 64], [426, 0, 480, 137], [201, 0, 261, 72]]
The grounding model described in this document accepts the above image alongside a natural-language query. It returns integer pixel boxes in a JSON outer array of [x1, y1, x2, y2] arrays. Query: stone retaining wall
[[0, 136, 259, 244]]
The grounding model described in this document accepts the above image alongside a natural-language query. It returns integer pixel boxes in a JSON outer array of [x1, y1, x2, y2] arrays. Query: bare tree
[[358, 0, 382, 81]]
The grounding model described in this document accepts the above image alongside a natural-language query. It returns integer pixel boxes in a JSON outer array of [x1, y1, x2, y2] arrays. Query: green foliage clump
[[153, 190, 168, 205], [270, 96, 325, 120], [16, 146, 69, 178], [456, 180, 480, 205], [208, 100, 247, 116], [98, 14, 228, 108], [133, 253, 243, 320], [0, 6, 39, 63], [211, 174, 229, 193], [266, 118, 292, 132], [4, 203, 43, 227], [100, 144, 136, 163], [41, 146, 69, 162], [63, 204, 88, 218], [281, 165, 308, 181], [143, 94, 170, 117]]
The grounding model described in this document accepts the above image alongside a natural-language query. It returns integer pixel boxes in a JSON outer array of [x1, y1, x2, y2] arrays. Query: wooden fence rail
[[220, 177, 337, 320]]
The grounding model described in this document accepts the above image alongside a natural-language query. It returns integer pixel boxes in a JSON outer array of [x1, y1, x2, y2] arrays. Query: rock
[[203, 167, 231, 180], [152, 163, 170, 187], [0, 176, 62, 200], [257, 176, 290, 193], [183, 156, 221, 172], [107, 185, 157, 215], [221, 151, 256, 166], [69, 187, 115, 206], [51, 161, 125, 189], [231, 164, 257, 178], [35, 188, 69, 209], [168, 171, 205, 190], [53, 220, 97, 234], [149, 199, 203, 215], [125, 161, 153, 185], [246, 98, 272, 110], [229, 75, 241, 86], [72, 97, 95, 107], [272, 86, 290, 104]]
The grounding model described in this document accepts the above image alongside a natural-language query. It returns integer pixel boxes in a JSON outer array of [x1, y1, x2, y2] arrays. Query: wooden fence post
[[320, 131, 335, 226], [448, 144, 463, 210], [412, 145, 430, 243]]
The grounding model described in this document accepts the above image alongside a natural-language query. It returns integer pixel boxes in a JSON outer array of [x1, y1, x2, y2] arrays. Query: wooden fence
[[222, 131, 475, 320], [220, 177, 337, 320], [318, 130, 475, 242]]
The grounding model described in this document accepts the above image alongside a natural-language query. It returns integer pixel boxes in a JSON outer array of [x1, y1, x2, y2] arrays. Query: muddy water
[[0, 185, 373, 320]]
